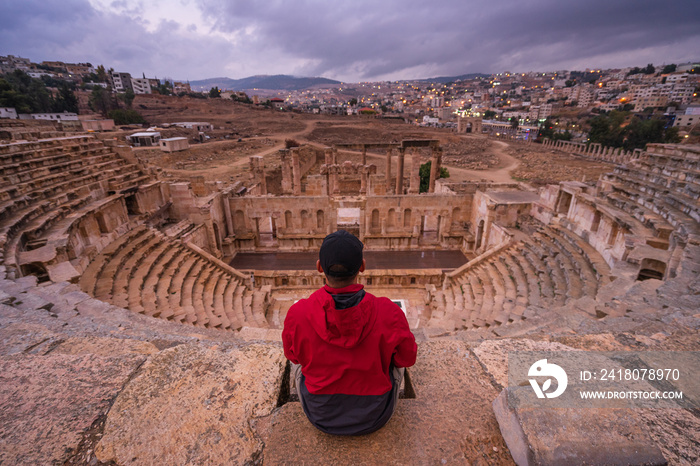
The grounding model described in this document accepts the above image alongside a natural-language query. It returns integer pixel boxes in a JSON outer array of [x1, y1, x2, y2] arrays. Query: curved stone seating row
[[0, 137, 150, 275], [79, 225, 270, 331], [433, 223, 610, 330], [604, 172, 700, 239], [608, 169, 700, 225]]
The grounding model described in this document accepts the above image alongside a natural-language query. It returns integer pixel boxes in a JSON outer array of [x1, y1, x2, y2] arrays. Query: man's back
[[283, 283, 417, 435]]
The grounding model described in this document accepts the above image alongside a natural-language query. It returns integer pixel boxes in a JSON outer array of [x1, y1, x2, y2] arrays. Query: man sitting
[[282, 230, 417, 435]]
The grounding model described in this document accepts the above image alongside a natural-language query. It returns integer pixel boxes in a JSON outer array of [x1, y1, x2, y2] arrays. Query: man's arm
[[392, 309, 417, 368], [282, 306, 300, 364]]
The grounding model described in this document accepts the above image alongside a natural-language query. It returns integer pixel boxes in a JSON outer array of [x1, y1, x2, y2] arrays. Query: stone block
[[0, 322, 62, 355], [493, 388, 666, 466], [473, 338, 576, 388], [0, 351, 147, 465], [96, 343, 286, 465]]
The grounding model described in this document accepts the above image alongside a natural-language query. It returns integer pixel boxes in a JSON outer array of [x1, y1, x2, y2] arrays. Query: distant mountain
[[189, 75, 341, 92], [420, 73, 490, 84]]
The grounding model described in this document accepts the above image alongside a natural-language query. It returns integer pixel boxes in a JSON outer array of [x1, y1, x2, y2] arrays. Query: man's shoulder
[[287, 288, 325, 314]]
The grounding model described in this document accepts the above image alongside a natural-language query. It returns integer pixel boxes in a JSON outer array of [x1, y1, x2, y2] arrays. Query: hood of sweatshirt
[[307, 285, 377, 349]]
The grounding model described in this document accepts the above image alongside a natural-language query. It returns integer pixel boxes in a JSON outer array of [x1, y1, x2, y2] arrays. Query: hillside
[[189, 75, 341, 91]]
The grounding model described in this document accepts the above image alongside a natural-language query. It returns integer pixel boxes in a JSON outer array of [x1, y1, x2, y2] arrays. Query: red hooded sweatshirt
[[282, 284, 417, 434]]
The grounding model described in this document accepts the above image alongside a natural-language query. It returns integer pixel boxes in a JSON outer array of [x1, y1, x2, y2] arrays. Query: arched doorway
[[637, 258, 666, 281]]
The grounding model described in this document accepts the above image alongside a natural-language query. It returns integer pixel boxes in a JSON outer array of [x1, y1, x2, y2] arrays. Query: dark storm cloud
[[196, 0, 700, 79], [0, 0, 234, 79], [1, 0, 698, 81]]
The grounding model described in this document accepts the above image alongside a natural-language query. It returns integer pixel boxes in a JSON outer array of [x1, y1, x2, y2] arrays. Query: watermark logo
[[528, 359, 568, 398]]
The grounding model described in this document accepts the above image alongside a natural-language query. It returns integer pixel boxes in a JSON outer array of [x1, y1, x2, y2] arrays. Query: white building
[[111, 72, 132, 92], [0, 108, 18, 119], [126, 132, 161, 147], [19, 112, 79, 121], [168, 122, 213, 131], [131, 77, 152, 95]]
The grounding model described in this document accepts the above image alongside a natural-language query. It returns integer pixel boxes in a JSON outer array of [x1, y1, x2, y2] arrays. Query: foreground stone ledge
[[492, 388, 667, 466], [96, 343, 286, 465], [255, 340, 514, 465], [0, 351, 148, 465]]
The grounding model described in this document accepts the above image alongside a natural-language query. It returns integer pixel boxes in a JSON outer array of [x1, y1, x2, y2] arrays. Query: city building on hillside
[[27, 70, 56, 79], [112, 72, 133, 92], [65, 63, 95, 76], [131, 77, 152, 94], [0, 55, 31, 73], [173, 81, 191, 93]]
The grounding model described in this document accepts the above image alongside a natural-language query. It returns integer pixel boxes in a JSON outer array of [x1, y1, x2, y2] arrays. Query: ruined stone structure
[[1, 130, 698, 465], [457, 116, 483, 134]]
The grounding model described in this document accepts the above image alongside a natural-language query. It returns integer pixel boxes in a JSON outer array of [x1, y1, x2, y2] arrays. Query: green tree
[[118, 88, 135, 109], [108, 109, 146, 125], [96, 65, 108, 83], [89, 86, 116, 115], [51, 82, 79, 113], [510, 117, 519, 129], [662, 64, 677, 74], [538, 118, 556, 140], [483, 110, 496, 119], [644, 63, 655, 74], [209, 86, 221, 98], [349, 98, 358, 106], [419, 161, 449, 193]]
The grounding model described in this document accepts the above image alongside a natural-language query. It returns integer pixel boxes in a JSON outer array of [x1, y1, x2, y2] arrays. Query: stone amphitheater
[[0, 117, 699, 465]]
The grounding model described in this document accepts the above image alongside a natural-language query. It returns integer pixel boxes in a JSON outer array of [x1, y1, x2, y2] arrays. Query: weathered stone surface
[[472, 339, 576, 388], [0, 322, 62, 355], [0, 351, 147, 465], [493, 389, 667, 465], [238, 326, 283, 341], [96, 343, 286, 465], [254, 340, 514, 465], [52, 336, 160, 356], [638, 407, 700, 465]]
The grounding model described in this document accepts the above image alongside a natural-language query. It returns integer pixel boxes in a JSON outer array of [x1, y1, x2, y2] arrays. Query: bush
[[107, 109, 146, 125]]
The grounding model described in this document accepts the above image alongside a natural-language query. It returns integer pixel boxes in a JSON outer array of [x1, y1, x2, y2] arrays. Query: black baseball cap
[[319, 230, 364, 278]]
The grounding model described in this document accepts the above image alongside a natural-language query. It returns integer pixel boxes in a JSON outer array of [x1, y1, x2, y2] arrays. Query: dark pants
[[291, 363, 404, 427]]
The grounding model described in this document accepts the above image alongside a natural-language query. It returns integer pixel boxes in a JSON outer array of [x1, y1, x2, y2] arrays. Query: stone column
[[291, 148, 301, 196], [395, 148, 405, 195], [332, 166, 341, 195], [385, 148, 393, 194], [249, 155, 267, 195], [428, 147, 442, 193], [361, 145, 367, 165], [280, 149, 292, 194], [223, 196, 234, 236], [360, 167, 368, 195], [409, 148, 421, 194]]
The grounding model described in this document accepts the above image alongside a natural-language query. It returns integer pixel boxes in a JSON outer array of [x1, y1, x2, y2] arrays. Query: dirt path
[[445, 140, 520, 183], [164, 120, 522, 185]]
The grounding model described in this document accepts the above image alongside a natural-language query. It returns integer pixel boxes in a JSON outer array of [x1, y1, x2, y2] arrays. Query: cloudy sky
[[1, 0, 699, 82]]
